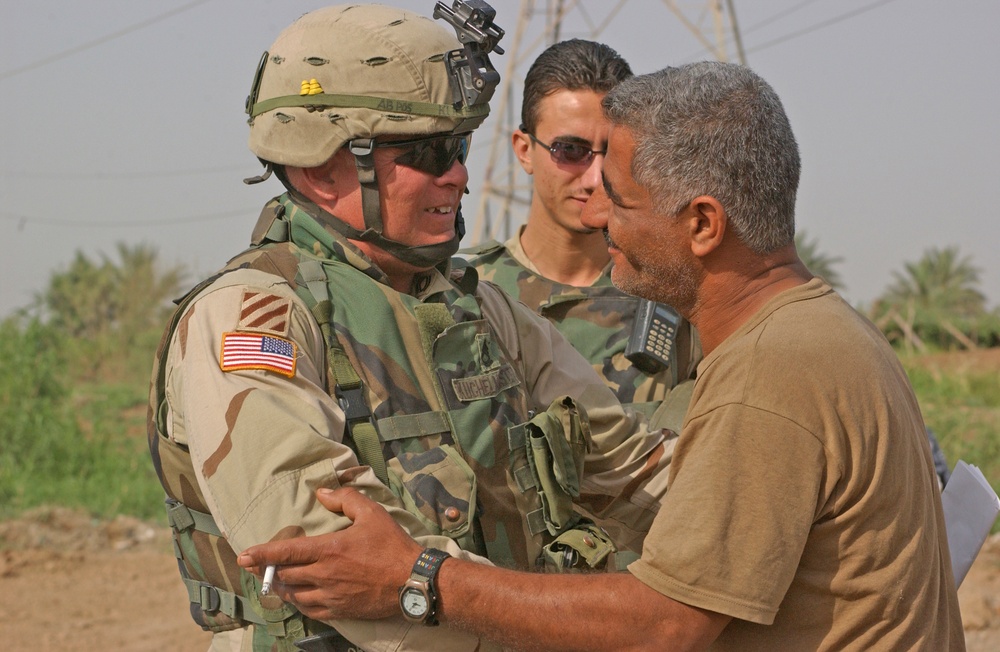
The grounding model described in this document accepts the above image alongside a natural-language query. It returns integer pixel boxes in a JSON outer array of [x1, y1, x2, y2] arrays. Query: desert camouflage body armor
[[148, 194, 621, 648], [462, 237, 701, 418]]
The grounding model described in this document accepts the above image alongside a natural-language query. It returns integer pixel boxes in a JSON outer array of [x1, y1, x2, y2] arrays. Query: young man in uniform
[[239, 62, 966, 651], [148, 5, 672, 651], [462, 40, 699, 429]]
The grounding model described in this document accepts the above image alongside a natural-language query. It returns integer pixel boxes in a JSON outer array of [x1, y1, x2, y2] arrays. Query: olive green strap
[[378, 411, 452, 441], [165, 498, 223, 538], [181, 577, 269, 627], [163, 500, 271, 628], [298, 259, 390, 487], [249, 93, 490, 120], [349, 421, 388, 485]]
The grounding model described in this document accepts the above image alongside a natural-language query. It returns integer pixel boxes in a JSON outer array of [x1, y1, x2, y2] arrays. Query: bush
[[0, 317, 164, 521], [902, 353, 1000, 532]]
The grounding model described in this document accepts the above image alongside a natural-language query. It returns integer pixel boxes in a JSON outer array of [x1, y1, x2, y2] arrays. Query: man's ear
[[286, 157, 339, 203], [512, 129, 534, 175], [688, 195, 726, 257]]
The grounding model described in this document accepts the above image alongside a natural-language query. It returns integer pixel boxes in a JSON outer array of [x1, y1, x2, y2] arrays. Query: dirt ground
[[1, 507, 999, 651]]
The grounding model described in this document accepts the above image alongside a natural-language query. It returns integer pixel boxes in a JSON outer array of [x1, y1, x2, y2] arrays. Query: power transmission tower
[[469, 0, 745, 245]]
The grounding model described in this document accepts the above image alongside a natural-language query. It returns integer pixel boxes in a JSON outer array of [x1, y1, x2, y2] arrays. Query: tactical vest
[[463, 240, 697, 418], [148, 196, 618, 649]]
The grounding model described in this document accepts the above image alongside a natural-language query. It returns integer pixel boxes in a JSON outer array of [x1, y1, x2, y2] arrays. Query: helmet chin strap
[[280, 140, 465, 270]]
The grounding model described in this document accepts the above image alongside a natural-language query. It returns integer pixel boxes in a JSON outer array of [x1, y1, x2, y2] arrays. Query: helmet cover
[[247, 4, 490, 167]]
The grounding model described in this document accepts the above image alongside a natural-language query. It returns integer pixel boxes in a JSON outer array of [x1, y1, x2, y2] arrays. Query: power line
[[1, 165, 251, 180], [745, 0, 900, 55], [741, 0, 825, 36], [1, 142, 492, 181], [0, 0, 211, 81], [0, 207, 254, 229], [680, 0, 901, 61]]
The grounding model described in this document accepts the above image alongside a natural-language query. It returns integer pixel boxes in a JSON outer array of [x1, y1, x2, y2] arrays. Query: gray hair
[[602, 61, 800, 254]]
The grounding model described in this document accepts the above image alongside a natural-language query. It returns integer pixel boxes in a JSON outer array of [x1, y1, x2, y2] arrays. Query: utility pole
[[469, 0, 745, 245]]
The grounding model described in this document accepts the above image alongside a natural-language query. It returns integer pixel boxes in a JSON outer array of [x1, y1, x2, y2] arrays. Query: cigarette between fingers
[[261, 564, 276, 595]]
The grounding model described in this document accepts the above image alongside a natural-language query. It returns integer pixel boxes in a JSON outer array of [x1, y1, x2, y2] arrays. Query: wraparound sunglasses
[[375, 133, 471, 177]]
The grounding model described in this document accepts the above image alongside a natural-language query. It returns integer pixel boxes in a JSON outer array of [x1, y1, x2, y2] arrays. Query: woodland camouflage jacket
[[460, 229, 701, 416], [148, 194, 671, 651]]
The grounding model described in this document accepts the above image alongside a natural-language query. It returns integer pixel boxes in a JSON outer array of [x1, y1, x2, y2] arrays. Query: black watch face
[[400, 586, 429, 619]]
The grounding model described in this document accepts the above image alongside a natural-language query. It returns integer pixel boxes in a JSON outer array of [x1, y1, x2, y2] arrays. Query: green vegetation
[[904, 354, 1000, 498], [0, 315, 166, 520], [0, 244, 184, 522], [871, 246, 1000, 350]]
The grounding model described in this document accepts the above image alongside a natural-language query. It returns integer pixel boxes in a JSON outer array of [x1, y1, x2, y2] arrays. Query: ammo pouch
[[509, 396, 621, 572], [521, 395, 589, 532], [539, 522, 618, 572]]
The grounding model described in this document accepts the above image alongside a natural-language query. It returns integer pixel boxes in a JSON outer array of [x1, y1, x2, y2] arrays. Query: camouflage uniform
[[148, 194, 671, 651], [461, 227, 701, 417]]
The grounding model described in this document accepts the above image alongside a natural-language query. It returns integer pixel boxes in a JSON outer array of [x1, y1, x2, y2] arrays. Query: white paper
[[941, 460, 1000, 588]]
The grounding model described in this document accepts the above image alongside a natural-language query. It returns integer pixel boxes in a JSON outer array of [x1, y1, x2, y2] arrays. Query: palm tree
[[38, 243, 186, 342], [795, 231, 844, 290], [874, 245, 985, 350], [111, 242, 187, 336], [42, 251, 117, 338]]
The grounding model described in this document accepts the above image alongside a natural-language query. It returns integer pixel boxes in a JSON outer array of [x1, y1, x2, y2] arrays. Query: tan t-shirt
[[630, 279, 964, 651]]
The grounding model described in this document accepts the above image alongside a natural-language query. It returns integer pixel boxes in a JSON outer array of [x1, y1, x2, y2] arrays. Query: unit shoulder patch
[[220, 332, 297, 378], [237, 290, 292, 336]]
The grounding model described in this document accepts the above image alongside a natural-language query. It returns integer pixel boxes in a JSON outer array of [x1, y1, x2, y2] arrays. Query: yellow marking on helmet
[[299, 79, 324, 96]]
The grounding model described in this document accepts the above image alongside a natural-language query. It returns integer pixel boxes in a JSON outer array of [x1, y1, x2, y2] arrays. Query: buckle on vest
[[198, 583, 222, 612], [166, 499, 195, 532], [336, 385, 370, 423]]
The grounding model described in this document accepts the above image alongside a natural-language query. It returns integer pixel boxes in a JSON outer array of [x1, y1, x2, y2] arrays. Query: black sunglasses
[[523, 129, 605, 166], [375, 133, 470, 177]]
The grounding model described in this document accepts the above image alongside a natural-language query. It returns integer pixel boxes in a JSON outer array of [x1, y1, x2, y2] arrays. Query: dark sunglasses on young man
[[375, 133, 470, 177], [521, 125, 606, 166]]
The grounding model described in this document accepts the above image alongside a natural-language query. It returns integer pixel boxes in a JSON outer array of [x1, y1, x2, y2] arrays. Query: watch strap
[[412, 548, 450, 581], [409, 548, 450, 625]]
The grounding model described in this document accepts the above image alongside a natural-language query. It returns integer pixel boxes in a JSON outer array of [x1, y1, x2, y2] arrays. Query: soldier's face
[[371, 141, 469, 248], [328, 138, 469, 269], [514, 89, 608, 235]]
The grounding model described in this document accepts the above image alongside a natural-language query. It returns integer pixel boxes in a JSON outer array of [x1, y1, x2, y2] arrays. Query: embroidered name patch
[[452, 364, 519, 402], [220, 332, 297, 377]]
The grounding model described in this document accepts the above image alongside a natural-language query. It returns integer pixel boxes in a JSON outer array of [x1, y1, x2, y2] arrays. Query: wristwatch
[[398, 548, 450, 626]]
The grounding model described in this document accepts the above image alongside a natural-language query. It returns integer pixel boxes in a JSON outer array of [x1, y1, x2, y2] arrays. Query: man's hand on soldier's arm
[[239, 487, 731, 652], [238, 487, 420, 622]]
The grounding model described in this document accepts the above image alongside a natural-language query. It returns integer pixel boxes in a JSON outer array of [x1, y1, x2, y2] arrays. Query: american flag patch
[[220, 332, 297, 377]]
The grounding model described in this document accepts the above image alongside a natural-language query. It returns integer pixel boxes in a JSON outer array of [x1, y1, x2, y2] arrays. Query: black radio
[[624, 299, 680, 375]]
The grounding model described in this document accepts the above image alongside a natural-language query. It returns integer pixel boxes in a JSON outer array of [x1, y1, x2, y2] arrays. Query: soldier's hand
[[238, 487, 422, 621]]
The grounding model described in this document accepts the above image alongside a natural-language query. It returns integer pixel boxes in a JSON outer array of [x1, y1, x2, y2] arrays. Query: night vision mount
[[433, 0, 506, 108]]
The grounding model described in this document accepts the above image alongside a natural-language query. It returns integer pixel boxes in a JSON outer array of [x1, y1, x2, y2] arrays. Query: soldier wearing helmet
[[147, 4, 672, 650]]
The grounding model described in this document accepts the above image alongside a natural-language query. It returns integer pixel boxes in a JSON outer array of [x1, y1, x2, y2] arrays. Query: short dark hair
[[521, 39, 632, 134]]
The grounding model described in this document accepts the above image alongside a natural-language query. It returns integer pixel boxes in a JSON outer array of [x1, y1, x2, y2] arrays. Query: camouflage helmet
[[246, 4, 492, 168]]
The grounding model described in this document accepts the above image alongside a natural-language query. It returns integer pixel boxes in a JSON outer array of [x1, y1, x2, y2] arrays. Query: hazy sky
[[3, 0, 998, 319]]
